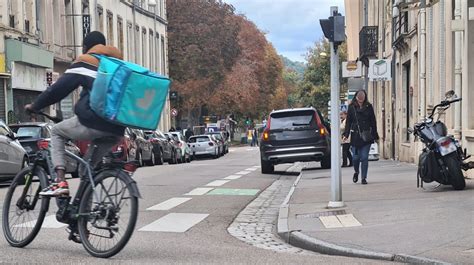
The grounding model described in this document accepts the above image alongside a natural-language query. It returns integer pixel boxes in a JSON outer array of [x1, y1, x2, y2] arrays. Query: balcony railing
[[393, 11, 409, 47]]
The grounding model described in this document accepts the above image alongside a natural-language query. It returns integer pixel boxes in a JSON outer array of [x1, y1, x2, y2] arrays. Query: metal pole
[[454, 0, 462, 140], [328, 6, 344, 209], [363, 0, 369, 91], [420, 1, 427, 120]]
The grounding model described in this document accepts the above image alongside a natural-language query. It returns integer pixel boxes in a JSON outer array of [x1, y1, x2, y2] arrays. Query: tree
[[167, 0, 241, 125], [295, 39, 347, 117]]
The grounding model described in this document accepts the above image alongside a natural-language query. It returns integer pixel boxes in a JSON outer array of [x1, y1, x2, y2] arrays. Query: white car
[[188, 135, 219, 159], [368, 142, 380, 161], [170, 132, 192, 163], [0, 120, 28, 181]]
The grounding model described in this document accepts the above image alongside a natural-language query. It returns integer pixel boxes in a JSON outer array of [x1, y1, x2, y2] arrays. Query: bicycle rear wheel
[[2, 166, 50, 247], [78, 170, 138, 258]]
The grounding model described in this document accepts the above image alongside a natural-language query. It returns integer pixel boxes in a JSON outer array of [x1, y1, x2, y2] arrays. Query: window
[[155, 33, 160, 72], [97, 6, 104, 33], [142, 28, 147, 67], [106, 11, 114, 46], [23, 0, 34, 33], [8, 0, 18, 28], [117, 17, 124, 54], [149, 30, 154, 71], [161, 36, 166, 75], [135, 26, 140, 64], [127, 22, 133, 61], [403, 61, 411, 142]]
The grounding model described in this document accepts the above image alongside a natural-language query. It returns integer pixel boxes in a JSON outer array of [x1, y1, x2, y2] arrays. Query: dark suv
[[259, 107, 331, 174]]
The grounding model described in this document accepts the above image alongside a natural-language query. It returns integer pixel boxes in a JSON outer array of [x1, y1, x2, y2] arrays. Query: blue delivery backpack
[[89, 55, 171, 130]]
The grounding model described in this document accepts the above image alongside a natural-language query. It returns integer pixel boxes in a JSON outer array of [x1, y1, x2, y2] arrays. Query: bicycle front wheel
[[2, 166, 50, 247], [78, 170, 139, 258]]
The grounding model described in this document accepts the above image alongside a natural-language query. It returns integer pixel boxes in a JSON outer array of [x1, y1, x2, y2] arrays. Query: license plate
[[439, 142, 457, 156]]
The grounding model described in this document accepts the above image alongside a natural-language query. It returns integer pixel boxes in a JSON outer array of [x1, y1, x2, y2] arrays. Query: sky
[[223, 0, 345, 63]]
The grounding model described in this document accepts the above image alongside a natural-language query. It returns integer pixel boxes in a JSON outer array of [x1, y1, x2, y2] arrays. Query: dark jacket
[[32, 45, 125, 135], [343, 103, 379, 147]]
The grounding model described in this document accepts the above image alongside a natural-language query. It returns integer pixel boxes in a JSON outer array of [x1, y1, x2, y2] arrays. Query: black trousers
[[342, 143, 352, 166]]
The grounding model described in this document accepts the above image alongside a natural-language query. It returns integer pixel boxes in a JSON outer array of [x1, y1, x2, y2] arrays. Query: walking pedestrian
[[184, 127, 194, 141], [343, 89, 379, 185], [252, 128, 258, 147], [340, 110, 352, 167]]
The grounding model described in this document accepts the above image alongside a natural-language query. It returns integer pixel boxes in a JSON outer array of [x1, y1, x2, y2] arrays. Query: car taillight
[[209, 142, 214, 146], [37, 140, 50, 150], [314, 112, 327, 136], [123, 162, 138, 173], [262, 129, 270, 141]]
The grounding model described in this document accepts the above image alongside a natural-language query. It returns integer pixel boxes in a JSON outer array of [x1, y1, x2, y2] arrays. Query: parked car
[[125, 128, 155, 167], [206, 132, 228, 154], [259, 107, 331, 174], [0, 120, 28, 181], [165, 133, 184, 164], [170, 132, 192, 163], [75, 136, 130, 164], [9, 122, 81, 178], [144, 130, 176, 165], [188, 135, 219, 159]]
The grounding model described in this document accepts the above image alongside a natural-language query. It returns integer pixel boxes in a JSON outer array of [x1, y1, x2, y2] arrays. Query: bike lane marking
[[205, 180, 231, 187], [184, 187, 214, 196], [138, 213, 209, 232], [235, 171, 251, 175], [207, 188, 260, 196], [223, 175, 242, 180], [146, 197, 192, 211]]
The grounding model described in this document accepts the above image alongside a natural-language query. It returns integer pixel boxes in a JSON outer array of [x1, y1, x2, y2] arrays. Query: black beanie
[[83, 31, 106, 53]]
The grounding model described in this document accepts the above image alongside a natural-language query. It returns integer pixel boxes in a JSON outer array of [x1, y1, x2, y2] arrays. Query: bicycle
[[2, 112, 141, 258]]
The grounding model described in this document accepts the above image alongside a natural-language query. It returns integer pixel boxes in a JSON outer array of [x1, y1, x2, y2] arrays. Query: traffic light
[[245, 117, 250, 125], [320, 10, 345, 48]]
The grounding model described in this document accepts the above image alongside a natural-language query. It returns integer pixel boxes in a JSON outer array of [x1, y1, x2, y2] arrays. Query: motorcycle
[[408, 90, 473, 190]]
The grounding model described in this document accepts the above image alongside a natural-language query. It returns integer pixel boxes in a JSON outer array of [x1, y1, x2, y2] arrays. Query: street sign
[[171, 108, 178, 117], [342, 61, 362, 78], [46, 72, 53, 86], [368, 59, 392, 81], [82, 15, 91, 38]]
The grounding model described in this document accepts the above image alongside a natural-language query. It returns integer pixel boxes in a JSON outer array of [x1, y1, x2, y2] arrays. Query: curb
[[276, 166, 452, 265]]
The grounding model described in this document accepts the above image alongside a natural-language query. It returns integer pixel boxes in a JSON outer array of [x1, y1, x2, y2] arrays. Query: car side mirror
[[8, 132, 18, 140]]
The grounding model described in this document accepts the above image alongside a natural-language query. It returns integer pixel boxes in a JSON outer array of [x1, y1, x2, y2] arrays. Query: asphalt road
[[0, 146, 392, 264]]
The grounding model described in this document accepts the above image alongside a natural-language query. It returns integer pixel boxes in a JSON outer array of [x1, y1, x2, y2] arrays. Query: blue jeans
[[352, 144, 371, 179]]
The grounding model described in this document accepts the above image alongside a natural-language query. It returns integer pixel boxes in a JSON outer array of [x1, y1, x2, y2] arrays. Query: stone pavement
[[278, 160, 474, 264]]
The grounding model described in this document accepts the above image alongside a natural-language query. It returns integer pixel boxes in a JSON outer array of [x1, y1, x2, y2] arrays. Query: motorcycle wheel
[[443, 154, 466, 190]]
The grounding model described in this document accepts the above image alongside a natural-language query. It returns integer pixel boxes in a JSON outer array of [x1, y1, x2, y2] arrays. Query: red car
[[75, 136, 130, 161]]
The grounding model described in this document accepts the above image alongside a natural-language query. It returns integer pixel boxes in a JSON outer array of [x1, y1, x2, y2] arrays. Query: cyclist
[[25, 31, 125, 196]]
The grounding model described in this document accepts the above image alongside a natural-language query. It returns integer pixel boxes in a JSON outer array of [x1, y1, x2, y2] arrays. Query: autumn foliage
[[167, 0, 287, 125]]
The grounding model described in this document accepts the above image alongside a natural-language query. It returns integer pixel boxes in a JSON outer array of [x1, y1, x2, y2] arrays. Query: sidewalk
[[278, 160, 474, 264]]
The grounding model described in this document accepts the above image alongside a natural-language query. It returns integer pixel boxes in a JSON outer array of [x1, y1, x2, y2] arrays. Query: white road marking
[[205, 180, 231, 187], [146, 197, 192, 211], [246, 148, 257, 151], [14, 215, 66, 229], [138, 213, 209, 232], [223, 175, 242, 180], [235, 171, 251, 175], [245, 168, 258, 171], [319, 216, 344, 228], [337, 214, 362, 227], [184, 187, 214, 196], [253, 166, 261, 169]]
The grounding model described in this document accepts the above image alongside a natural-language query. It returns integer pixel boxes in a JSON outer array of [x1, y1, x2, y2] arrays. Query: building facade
[[345, 0, 474, 176], [0, 0, 170, 132]]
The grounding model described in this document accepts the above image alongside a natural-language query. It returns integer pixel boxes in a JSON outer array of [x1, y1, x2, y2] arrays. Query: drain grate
[[296, 210, 347, 219]]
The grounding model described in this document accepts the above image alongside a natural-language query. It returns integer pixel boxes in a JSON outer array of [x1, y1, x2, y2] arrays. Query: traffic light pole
[[328, 37, 343, 208]]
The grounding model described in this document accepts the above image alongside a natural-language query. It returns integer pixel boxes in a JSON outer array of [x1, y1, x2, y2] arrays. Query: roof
[[270, 107, 317, 114], [8, 122, 50, 127]]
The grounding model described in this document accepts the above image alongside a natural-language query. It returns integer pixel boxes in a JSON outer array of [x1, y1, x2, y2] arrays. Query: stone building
[[0, 0, 170, 131], [345, 0, 474, 176]]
